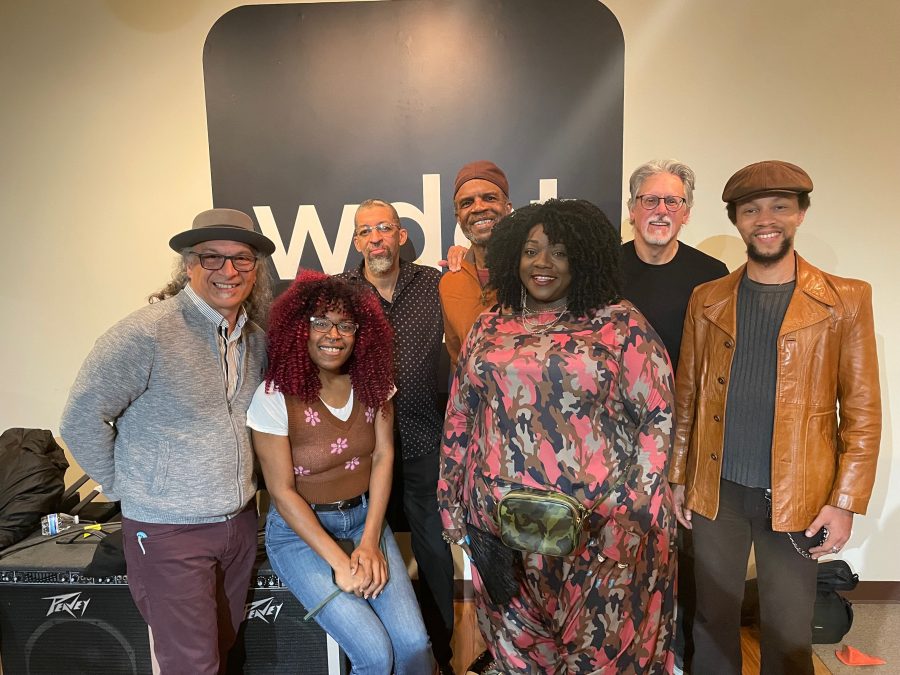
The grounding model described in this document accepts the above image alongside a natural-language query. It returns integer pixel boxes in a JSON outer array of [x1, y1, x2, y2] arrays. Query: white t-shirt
[[247, 382, 355, 435]]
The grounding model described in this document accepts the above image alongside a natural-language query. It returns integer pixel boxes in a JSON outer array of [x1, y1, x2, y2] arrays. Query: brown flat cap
[[454, 160, 509, 197], [722, 160, 813, 203], [169, 208, 276, 255]]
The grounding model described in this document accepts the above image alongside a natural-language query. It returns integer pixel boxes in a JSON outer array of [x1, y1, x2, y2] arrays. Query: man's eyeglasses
[[190, 252, 258, 272], [354, 223, 398, 239], [636, 195, 687, 211], [310, 316, 359, 336]]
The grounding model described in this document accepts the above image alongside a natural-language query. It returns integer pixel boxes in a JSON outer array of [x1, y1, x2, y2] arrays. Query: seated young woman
[[247, 269, 433, 675]]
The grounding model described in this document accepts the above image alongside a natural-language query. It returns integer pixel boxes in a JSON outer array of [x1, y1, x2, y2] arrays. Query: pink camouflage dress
[[439, 302, 677, 674]]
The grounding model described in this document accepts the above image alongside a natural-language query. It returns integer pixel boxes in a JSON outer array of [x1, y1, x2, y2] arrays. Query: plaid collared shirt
[[183, 285, 249, 402]]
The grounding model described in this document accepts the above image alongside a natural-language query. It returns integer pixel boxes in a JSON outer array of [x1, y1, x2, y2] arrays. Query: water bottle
[[40, 513, 79, 536]]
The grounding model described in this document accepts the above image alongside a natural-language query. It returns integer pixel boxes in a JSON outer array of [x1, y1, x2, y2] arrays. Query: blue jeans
[[265, 499, 434, 675]]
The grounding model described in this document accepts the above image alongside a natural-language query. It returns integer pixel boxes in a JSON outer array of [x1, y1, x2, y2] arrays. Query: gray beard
[[463, 229, 491, 247], [641, 233, 675, 246], [631, 221, 675, 247], [366, 252, 394, 275]]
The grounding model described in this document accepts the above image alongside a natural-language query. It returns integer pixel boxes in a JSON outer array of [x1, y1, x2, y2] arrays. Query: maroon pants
[[122, 506, 257, 675]]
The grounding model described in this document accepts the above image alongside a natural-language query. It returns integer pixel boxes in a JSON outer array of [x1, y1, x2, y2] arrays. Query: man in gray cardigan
[[61, 209, 275, 674]]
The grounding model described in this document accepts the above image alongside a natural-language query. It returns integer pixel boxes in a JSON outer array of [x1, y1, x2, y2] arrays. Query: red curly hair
[[265, 269, 394, 411]]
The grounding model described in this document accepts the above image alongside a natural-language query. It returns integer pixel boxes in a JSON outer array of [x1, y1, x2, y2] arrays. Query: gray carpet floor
[[813, 604, 900, 674]]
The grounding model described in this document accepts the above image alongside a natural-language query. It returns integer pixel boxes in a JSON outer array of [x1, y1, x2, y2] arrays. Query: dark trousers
[[391, 450, 455, 665], [122, 507, 258, 675], [691, 480, 817, 675], [673, 528, 696, 671]]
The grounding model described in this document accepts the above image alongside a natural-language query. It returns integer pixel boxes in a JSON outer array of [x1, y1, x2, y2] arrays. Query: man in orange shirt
[[439, 161, 512, 374]]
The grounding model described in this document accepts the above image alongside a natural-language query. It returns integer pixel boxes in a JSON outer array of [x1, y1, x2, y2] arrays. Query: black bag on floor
[[812, 560, 858, 644], [0, 428, 68, 549], [740, 560, 858, 643], [816, 559, 859, 592]]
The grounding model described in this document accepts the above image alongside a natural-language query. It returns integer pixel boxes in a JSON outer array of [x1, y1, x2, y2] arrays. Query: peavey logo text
[[245, 596, 284, 623], [44, 591, 91, 618]]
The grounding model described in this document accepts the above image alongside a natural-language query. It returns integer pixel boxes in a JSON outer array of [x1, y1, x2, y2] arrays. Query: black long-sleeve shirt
[[621, 240, 728, 372]]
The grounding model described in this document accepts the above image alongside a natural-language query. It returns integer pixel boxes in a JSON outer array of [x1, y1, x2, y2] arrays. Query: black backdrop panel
[[203, 0, 624, 277]]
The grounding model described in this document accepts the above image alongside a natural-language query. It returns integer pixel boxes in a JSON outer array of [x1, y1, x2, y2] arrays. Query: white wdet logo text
[[44, 591, 91, 617], [245, 596, 283, 623], [254, 174, 558, 277]]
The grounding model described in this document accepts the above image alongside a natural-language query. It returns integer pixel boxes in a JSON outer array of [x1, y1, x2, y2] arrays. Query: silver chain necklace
[[520, 289, 568, 334]]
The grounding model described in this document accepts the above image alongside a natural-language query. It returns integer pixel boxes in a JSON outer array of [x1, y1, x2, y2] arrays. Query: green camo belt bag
[[497, 489, 588, 556], [496, 469, 631, 557]]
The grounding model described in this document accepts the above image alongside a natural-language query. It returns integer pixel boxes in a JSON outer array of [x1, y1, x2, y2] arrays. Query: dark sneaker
[[466, 650, 496, 674]]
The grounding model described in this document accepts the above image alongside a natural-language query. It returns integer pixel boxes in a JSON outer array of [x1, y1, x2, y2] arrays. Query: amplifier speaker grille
[[0, 583, 151, 674], [1, 578, 347, 674], [229, 584, 345, 674]]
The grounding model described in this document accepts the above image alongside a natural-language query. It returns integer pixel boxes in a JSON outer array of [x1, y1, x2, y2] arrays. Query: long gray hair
[[148, 249, 273, 326]]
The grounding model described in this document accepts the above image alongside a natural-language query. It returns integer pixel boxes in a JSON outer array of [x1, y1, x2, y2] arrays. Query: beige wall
[[1, 0, 897, 580]]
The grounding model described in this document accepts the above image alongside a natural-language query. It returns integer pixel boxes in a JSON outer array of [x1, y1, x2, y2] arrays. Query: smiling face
[[519, 224, 572, 305], [733, 193, 805, 265], [454, 179, 512, 247], [629, 172, 690, 250], [307, 307, 356, 375], [186, 239, 258, 326]]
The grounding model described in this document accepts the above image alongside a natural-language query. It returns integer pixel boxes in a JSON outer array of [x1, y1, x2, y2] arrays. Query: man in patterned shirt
[[339, 198, 455, 674]]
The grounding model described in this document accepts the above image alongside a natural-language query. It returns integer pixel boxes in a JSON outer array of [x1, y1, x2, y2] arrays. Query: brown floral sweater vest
[[285, 394, 376, 504]]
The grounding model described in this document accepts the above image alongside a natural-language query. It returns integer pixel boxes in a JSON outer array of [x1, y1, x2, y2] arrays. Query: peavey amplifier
[[228, 562, 349, 675], [0, 533, 151, 674], [1, 533, 349, 674]]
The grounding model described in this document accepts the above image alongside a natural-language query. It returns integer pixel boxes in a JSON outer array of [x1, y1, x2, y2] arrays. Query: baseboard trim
[[841, 581, 900, 604]]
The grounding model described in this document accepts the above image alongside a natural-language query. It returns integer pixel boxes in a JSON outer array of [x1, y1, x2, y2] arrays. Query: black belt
[[309, 493, 365, 512]]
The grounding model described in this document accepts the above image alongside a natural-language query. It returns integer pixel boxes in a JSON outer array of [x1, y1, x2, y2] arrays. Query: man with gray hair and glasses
[[621, 160, 728, 673], [61, 208, 274, 674], [339, 199, 455, 675], [623, 159, 728, 373]]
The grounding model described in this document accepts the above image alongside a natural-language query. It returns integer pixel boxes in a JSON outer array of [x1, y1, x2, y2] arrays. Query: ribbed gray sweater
[[60, 291, 266, 523], [721, 275, 795, 488]]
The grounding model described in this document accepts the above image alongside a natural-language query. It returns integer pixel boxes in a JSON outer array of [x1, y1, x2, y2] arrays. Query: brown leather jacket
[[669, 255, 881, 531]]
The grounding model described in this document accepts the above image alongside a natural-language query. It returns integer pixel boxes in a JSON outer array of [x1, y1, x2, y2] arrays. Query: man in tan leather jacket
[[669, 160, 881, 675]]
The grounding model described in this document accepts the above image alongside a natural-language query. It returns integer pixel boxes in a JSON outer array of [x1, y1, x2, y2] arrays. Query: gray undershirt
[[721, 274, 795, 489]]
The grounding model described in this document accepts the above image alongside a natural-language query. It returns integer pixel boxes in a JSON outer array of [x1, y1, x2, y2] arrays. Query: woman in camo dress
[[439, 199, 677, 674]]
